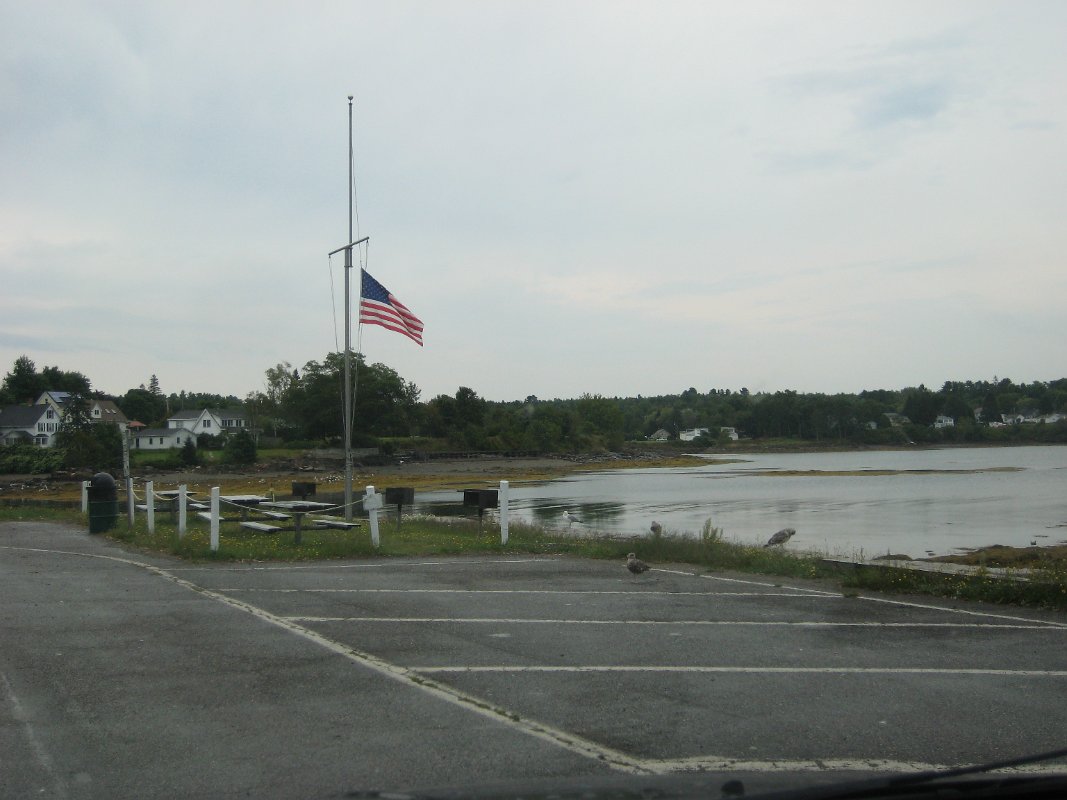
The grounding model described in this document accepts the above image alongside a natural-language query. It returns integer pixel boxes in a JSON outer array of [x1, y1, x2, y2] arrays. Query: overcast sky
[[3, 1, 1065, 403]]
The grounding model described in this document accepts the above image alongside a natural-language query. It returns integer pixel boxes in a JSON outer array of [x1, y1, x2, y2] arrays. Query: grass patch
[[841, 562, 1067, 610], [5, 507, 1067, 611]]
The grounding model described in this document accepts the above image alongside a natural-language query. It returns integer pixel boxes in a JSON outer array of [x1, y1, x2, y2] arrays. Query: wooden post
[[146, 480, 155, 534], [126, 477, 135, 529], [210, 487, 220, 552], [364, 485, 382, 548], [499, 480, 509, 545], [178, 484, 188, 538]]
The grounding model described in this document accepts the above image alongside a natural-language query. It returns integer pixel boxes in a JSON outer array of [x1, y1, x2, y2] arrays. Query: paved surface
[[3, 521, 1067, 798]]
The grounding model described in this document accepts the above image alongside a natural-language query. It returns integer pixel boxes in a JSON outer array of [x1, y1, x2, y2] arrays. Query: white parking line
[[222, 588, 822, 597], [166, 557, 557, 571], [416, 665, 1067, 677], [285, 616, 1064, 630]]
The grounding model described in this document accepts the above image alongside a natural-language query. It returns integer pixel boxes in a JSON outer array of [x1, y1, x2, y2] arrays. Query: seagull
[[650, 520, 663, 536], [626, 552, 650, 576], [764, 528, 796, 548], [561, 510, 582, 529]]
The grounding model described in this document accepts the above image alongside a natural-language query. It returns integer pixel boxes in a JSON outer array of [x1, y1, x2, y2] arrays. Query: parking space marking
[[166, 558, 557, 572], [415, 665, 1067, 676], [3, 546, 651, 775], [222, 588, 823, 597], [11, 545, 1067, 777], [286, 616, 1064, 630]]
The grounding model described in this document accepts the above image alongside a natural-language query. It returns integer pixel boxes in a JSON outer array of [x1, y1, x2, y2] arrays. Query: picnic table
[[260, 500, 336, 544], [219, 495, 269, 521]]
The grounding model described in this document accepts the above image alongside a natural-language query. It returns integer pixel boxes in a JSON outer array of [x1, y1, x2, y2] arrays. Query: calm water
[[414, 446, 1067, 558]]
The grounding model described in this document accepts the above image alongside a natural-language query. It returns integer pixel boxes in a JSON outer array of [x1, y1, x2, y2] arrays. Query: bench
[[189, 502, 209, 510], [260, 510, 291, 520], [136, 504, 148, 512], [240, 521, 281, 533], [197, 511, 214, 523], [313, 517, 364, 530]]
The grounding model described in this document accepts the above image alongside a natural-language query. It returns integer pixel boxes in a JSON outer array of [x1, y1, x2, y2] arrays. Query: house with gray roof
[[161, 407, 252, 448], [0, 404, 61, 447]]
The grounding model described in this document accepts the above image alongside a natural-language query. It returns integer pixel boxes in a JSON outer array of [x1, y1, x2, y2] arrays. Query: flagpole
[[327, 96, 370, 523], [344, 96, 354, 522]]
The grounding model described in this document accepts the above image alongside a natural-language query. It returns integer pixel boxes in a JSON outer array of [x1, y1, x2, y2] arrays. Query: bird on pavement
[[626, 552, 650, 575], [650, 520, 663, 536], [764, 528, 796, 547]]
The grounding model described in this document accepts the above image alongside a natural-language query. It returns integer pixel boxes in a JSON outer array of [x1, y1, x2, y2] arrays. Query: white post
[[499, 480, 509, 545], [210, 487, 220, 552], [364, 485, 381, 548], [126, 477, 135, 528], [81, 481, 89, 513], [146, 480, 155, 534], [178, 484, 188, 538]]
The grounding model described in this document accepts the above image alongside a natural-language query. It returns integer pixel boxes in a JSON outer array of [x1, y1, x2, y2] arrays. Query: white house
[[0, 405, 59, 447], [933, 415, 955, 428], [161, 407, 251, 447], [131, 427, 189, 450], [720, 426, 740, 441], [679, 428, 710, 442]]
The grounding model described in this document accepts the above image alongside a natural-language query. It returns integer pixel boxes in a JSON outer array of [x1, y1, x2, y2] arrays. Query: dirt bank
[[2, 453, 710, 500]]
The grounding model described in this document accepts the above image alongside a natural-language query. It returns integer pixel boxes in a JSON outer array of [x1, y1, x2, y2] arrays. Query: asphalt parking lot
[[3, 521, 1067, 798]]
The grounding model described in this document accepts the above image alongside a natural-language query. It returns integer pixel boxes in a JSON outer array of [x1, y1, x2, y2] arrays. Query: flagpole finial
[[348, 95, 353, 102]]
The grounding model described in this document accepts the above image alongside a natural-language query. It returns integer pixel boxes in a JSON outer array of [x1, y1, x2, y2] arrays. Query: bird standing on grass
[[626, 552, 650, 576], [650, 521, 662, 536], [764, 528, 796, 548], [562, 510, 582, 529]]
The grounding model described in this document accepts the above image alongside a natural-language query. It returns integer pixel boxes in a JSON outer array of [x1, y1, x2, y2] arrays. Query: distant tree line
[[4, 353, 1067, 473]]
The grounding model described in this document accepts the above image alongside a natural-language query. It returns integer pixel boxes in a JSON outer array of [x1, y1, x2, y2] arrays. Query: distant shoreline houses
[[0, 391, 128, 447], [649, 412, 1065, 442], [132, 407, 250, 450], [0, 391, 249, 450]]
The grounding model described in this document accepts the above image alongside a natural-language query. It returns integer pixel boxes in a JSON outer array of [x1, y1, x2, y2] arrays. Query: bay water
[[414, 445, 1067, 558]]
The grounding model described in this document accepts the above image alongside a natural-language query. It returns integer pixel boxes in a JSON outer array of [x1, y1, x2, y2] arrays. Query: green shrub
[[0, 444, 64, 474]]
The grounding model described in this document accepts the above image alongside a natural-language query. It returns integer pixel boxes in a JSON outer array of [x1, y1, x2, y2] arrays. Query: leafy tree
[[56, 394, 102, 469], [980, 392, 1001, 424], [39, 365, 91, 396], [2, 356, 44, 404], [90, 423, 125, 472], [901, 386, 940, 427], [116, 387, 167, 426]]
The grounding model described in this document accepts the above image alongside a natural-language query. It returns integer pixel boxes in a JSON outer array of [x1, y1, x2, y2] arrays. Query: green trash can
[[87, 472, 119, 534]]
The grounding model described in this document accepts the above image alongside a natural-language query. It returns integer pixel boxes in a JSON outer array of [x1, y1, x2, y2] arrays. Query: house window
[[47, 409, 55, 419], [93, 409, 100, 417], [203, 420, 211, 428]]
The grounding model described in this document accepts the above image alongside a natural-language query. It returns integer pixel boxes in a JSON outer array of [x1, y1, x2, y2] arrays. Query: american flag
[[359, 269, 424, 346]]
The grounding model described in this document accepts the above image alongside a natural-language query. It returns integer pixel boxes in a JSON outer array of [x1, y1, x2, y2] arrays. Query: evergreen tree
[[224, 429, 257, 465]]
